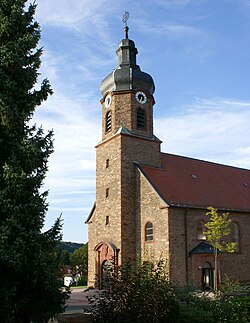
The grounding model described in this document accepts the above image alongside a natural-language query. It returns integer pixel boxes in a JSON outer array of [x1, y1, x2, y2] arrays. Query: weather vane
[[122, 10, 129, 39]]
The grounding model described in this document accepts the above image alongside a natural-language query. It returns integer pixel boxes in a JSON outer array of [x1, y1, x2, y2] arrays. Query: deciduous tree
[[70, 243, 88, 278], [204, 207, 236, 291]]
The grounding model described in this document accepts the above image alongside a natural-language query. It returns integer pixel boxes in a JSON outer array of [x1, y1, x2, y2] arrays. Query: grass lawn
[[70, 286, 88, 289]]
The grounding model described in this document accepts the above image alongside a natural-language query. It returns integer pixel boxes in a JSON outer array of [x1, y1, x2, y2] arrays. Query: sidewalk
[[65, 288, 98, 314], [49, 288, 98, 322]]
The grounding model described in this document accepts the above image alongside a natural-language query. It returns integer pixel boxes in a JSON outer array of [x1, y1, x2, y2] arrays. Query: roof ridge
[[161, 152, 250, 171]]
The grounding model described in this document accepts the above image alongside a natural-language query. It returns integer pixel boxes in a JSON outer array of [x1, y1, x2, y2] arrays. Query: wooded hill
[[57, 241, 84, 254]]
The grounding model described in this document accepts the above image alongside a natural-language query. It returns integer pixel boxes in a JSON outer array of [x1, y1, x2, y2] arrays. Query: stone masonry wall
[[120, 134, 161, 262], [136, 169, 170, 267], [88, 88, 161, 285], [87, 136, 122, 286], [220, 211, 250, 283], [102, 91, 154, 142], [87, 211, 97, 286], [168, 207, 250, 287], [168, 207, 187, 285], [88, 132, 161, 285]]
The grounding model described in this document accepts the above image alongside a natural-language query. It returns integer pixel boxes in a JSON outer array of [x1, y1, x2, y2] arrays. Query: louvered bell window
[[137, 108, 145, 129], [106, 111, 112, 132]]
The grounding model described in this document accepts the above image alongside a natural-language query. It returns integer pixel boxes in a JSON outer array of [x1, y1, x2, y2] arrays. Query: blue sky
[[32, 0, 250, 243]]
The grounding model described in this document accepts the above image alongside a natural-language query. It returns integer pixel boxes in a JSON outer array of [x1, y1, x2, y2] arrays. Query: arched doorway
[[101, 260, 111, 289], [94, 242, 119, 289], [202, 262, 214, 290]]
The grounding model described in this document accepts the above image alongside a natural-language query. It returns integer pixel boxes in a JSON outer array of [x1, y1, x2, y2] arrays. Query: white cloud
[[152, 0, 207, 8], [50, 206, 86, 212], [156, 97, 250, 168], [36, 0, 106, 27], [79, 159, 96, 170], [33, 89, 100, 236], [39, 51, 59, 82], [137, 20, 208, 38], [236, 147, 250, 154], [150, 0, 207, 10], [134, 18, 212, 61], [190, 97, 250, 110], [35, 0, 121, 53]]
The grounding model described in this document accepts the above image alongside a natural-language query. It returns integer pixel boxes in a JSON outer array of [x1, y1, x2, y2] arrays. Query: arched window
[[106, 111, 112, 132], [145, 222, 154, 242], [137, 108, 145, 129], [197, 221, 206, 240], [231, 222, 240, 252]]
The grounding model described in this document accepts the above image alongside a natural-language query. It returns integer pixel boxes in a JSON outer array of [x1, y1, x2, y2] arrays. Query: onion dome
[[100, 26, 155, 96]]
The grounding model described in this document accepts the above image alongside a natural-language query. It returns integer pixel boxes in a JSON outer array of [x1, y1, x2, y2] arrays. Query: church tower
[[87, 21, 161, 288]]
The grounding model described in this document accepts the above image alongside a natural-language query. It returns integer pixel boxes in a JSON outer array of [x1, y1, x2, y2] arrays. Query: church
[[86, 25, 250, 290]]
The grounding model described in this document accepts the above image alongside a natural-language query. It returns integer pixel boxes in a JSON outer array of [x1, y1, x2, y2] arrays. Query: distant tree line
[[58, 242, 88, 285], [57, 241, 84, 254]]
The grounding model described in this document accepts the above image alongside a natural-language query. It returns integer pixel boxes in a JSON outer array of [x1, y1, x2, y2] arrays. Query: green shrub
[[180, 306, 213, 323], [90, 260, 249, 323], [178, 293, 249, 323], [219, 274, 246, 294], [93, 260, 180, 323], [77, 275, 87, 286], [212, 296, 248, 323], [236, 296, 250, 322]]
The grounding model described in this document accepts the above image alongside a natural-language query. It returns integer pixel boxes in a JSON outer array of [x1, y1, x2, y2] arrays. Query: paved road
[[65, 288, 99, 314], [48, 289, 98, 322]]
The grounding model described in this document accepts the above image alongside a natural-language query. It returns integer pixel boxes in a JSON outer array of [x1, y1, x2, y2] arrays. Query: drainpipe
[[114, 249, 120, 275], [184, 208, 188, 285], [98, 250, 101, 289]]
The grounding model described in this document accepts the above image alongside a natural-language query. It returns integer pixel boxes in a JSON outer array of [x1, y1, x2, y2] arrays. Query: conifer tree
[[0, 1, 68, 321]]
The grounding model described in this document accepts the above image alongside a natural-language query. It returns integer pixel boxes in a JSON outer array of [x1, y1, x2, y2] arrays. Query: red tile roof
[[139, 153, 250, 212]]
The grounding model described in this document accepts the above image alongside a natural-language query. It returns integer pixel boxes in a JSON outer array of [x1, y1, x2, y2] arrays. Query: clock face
[[104, 94, 112, 108], [135, 91, 147, 104]]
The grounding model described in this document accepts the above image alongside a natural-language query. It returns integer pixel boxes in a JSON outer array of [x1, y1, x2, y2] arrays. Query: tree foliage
[[57, 242, 84, 266], [204, 207, 236, 253], [204, 207, 236, 291], [57, 241, 84, 254], [70, 243, 88, 277], [0, 1, 68, 321], [93, 260, 180, 323]]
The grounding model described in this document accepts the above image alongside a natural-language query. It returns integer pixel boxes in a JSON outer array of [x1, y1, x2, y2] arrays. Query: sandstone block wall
[[220, 211, 250, 283], [167, 207, 250, 287], [87, 136, 122, 285], [120, 134, 161, 262], [88, 87, 161, 286], [136, 169, 169, 267], [101, 91, 154, 141]]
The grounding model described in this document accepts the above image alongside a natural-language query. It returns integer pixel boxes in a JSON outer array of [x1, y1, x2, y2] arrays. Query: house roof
[[139, 153, 250, 212], [189, 242, 215, 255], [85, 202, 96, 224]]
